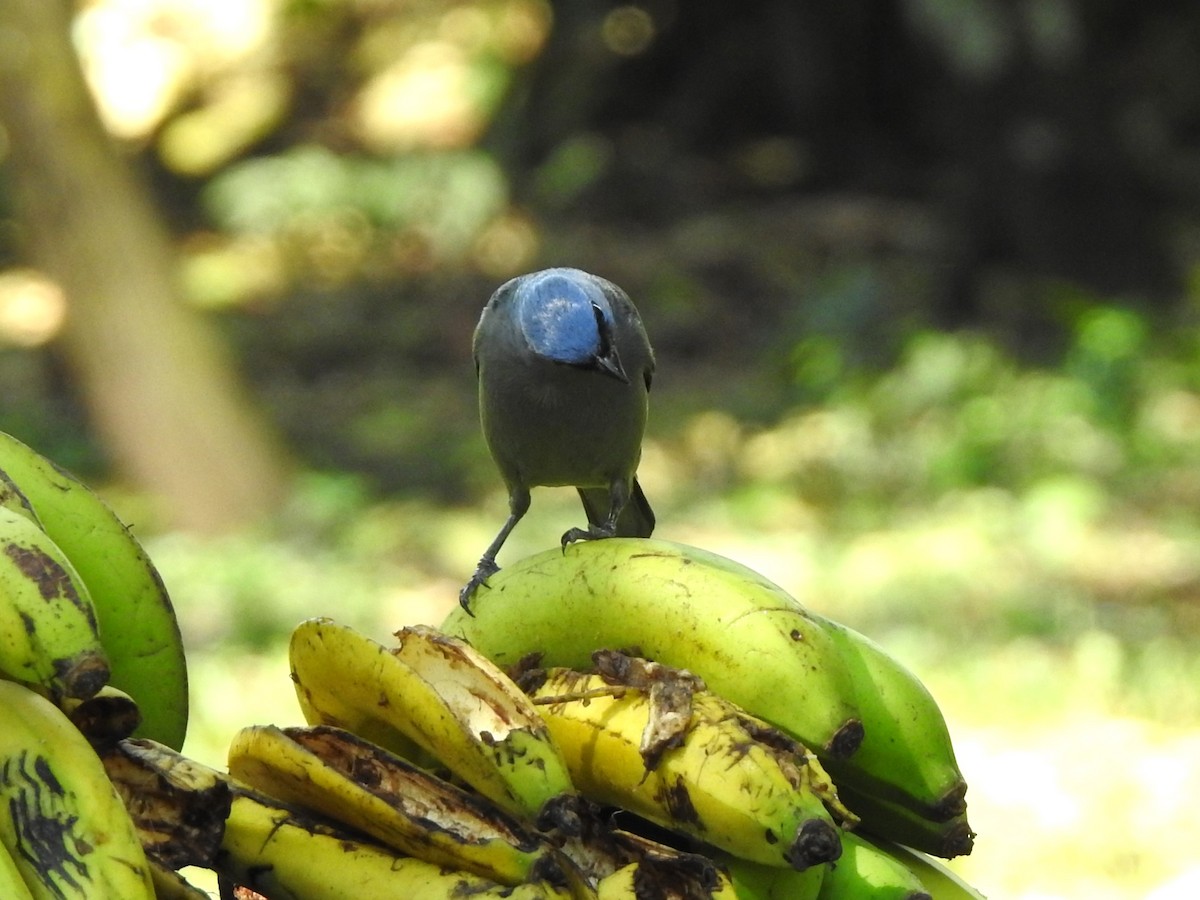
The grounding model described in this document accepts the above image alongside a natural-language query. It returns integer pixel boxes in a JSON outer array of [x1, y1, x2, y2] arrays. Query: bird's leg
[[459, 488, 531, 612], [561, 478, 629, 547]]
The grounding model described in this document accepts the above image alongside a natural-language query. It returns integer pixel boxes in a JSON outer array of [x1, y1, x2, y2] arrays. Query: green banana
[[289, 618, 579, 829], [216, 786, 580, 900], [442, 538, 864, 760], [835, 782, 975, 860], [0, 505, 109, 699], [858, 836, 988, 899], [527, 667, 850, 869], [719, 853, 827, 900], [815, 615, 966, 820], [227, 723, 570, 888], [0, 468, 41, 526], [0, 431, 188, 748], [0, 679, 156, 900], [816, 830, 932, 899], [0, 836, 34, 900]]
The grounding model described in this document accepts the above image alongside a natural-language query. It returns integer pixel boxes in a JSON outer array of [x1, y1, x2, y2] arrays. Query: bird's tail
[[577, 477, 655, 538]]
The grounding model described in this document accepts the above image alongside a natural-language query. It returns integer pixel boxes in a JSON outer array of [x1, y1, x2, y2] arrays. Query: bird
[[460, 267, 655, 611]]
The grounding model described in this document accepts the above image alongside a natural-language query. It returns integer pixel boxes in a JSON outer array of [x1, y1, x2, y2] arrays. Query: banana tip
[[785, 819, 842, 870], [826, 718, 864, 759]]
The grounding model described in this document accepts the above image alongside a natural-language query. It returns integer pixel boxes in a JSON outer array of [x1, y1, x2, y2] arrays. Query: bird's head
[[515, 268, 629, 383]]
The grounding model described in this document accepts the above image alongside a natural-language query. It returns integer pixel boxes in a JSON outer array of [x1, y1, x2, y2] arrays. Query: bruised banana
[[101, 738, 232, 871], [290, 618, 578, 829], [217, 787, 579, 900], [816, 830, 931, 900], [0, 505, 109, 699], [0, 431, 188, 749], [527, 668, 850, 869], [558, 811, 730, 898], [815, 616, 967, 821], [0, 679, 155, 900], [227, 723, 571, 888], [443, 538, 864, 760]]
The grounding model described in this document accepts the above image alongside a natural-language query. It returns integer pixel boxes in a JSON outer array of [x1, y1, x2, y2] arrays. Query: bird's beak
[[595, 350, 630, 384]]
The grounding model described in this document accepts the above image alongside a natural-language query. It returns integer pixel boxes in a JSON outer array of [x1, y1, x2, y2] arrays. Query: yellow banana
[[595, 863, 643, 900], [227, 723, 571, 888], [0, 679, 155, 900], [596, 860, 739, 899], [442, 539, 864, 760], [719, 853, 826, 900], [835, 782, 974, 860], [0, 505, 109, 699], [816, 830, 931, 899], [216, 786, 580, 900], [0, 837, 35, 900], [290, 618, 579, 829], [0, 431, 188, 748], [146, 860, 210, 900], [527, 667, 850, 869], [815, 616, 967, 821], [857, 836, 988, 899]]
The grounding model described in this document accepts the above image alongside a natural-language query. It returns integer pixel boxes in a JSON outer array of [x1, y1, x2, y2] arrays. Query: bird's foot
[[560, 523, 617, 549], [459, 558, 501, 614]]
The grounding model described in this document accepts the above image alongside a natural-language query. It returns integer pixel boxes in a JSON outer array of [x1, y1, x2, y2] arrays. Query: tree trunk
[[0, 0, 292, 532]]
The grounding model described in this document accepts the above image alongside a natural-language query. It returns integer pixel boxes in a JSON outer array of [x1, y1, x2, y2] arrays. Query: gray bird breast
[[478, 351, 649, 489]]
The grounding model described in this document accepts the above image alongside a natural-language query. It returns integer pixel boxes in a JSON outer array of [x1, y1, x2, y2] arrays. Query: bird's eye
[[591, 301, 613, 357]]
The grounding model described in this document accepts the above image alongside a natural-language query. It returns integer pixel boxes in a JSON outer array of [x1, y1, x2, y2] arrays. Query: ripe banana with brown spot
[[596, 860, 739, 899], [0, 505, 109, 699], [216, 786, 581, 900], [227, 722, 572, 889], [289, 617, 579, 829], [0, 679, 155, 900], [526, 667, 852, 870]]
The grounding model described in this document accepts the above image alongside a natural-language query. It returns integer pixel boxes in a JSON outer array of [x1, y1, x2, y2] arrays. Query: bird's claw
[[459, 557, 501, 614], [560, 523, 616, 550]]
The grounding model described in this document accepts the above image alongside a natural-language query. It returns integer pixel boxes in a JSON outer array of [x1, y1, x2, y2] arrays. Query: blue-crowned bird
[[460, 267, 655, 610]]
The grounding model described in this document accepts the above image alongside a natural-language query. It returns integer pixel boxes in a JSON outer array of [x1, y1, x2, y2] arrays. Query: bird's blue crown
[[515, 269, 612, 365]]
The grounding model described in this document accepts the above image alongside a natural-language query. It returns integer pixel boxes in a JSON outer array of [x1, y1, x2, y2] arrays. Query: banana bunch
[[438, 537, 986, 894], [195, 601, 980, 898], [0, 679, 157, 899], [0, 432, 191, 899], [0, 431, 189, 748], [2, 430, 988, 897]]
